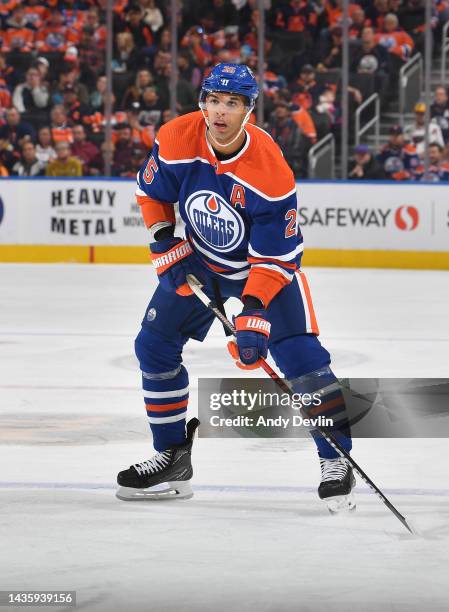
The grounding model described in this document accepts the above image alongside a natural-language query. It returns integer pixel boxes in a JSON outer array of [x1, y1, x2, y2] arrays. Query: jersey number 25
[[143, 156, 158, 184]]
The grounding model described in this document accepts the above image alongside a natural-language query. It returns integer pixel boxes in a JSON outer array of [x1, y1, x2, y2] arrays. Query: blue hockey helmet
[[199, 63, 259, 109]]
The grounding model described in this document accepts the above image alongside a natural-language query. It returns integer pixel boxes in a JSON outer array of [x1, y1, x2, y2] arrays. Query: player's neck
[[206, 128, 246, 156]]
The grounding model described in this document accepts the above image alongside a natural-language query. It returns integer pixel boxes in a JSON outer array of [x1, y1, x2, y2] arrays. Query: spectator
[[113, 32, 142, 73], [431, 85, 449, 143], [126, 102, 155, 150], [157, 28, 172, 54], [349, 144, 386, 179], [23, 0, 50, 31], [222, 25, 242, 62], [46, 140, 82, 176], [196, 0, 238, 31], [122, 4, 154, 50], [317, 25, 343, 70], [349, 7, 368, 39], [121, 69, 154, 109], [274, 0, 318, 34], [138, 86, 163, 127], [268, 101, 304, 176], [12, 141, 46, 176], [405, 102, 445, 158], [50, 105, 73, 144], [290, 65, 325, 109], [12, 67, 49, 114], [35, 57, 50, 88], [140, 0, 164, 33], [113, 123, 146, 176], [375, 13, 414, 62], [78, 25, 105, 89], [62, 84, 91, 126], [154, 64, 198, 115], [90, 76, 107, 112], [0, 133, 17, 174], [180, 26, 213, 68], [89, 140, 115, 176], [82, 6, 107, 50], [35, 126, 56, 165], [118, 146, 148, 178], [52, 69, 89, 107], [323, 0, 363, 30], [160, 109, 179, 126], [71, 124, 99, 174], [365, 0, 390, 30], [177, 52, 203, 90], [350, 26, 390, 75], [414, 143, 449, 182], [0, 51, 19, 92], [0, 107, 35, 149], [35, 8, 77, 53], [1, 4, 34, 53], [377, 124, 420, 180]]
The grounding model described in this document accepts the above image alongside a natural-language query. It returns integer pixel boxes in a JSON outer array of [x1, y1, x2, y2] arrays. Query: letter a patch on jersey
[[231, 183, 246, 209], [143, 156, 158, 184]]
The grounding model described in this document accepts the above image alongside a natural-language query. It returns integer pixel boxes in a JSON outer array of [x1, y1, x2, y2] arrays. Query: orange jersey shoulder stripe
[[157, 111, 204, 162], [229, 124, 296, 199]]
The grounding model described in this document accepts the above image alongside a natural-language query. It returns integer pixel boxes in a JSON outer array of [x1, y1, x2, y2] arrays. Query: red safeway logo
[[394, 206, 419, 231]]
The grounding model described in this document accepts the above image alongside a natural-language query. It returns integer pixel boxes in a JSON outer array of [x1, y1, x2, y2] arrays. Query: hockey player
[[116, 63, 355, 512]]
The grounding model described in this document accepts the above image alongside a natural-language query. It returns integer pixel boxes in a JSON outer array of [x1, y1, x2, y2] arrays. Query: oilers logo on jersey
[[185, 190, 245, 252]]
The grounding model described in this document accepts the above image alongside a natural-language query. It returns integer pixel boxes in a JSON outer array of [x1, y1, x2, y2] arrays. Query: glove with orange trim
[[229, 309, 271, 369], [150, 237, 203, 296]]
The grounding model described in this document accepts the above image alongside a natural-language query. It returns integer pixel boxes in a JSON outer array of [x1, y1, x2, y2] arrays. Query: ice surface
[[1, 264, 449, 612]]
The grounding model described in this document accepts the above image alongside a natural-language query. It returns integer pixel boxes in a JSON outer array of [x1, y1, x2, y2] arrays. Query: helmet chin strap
[[201, 106, 254, 149]]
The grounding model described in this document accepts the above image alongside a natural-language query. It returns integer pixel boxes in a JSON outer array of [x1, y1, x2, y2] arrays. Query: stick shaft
[[187, 275, 414, 534]]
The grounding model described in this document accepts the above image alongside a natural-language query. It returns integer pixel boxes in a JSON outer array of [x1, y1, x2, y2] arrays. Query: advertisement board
[[0, 179, 448, 267]]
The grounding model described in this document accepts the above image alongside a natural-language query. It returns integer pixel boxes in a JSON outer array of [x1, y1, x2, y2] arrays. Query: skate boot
[[116, 418, 199, 501], [318, 457, 356, 513]]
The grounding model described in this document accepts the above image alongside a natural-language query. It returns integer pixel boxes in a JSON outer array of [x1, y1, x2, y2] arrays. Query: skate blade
[[116, 480, 193, 501], [324, 492, 356, 514]]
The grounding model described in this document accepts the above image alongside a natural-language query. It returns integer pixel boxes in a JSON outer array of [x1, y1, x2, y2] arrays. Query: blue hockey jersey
[[136, 111, 303, 307]]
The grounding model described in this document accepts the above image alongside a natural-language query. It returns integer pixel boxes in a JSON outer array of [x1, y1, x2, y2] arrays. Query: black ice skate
[[318, 457, 356, 513], [116, 418, 200, 501]]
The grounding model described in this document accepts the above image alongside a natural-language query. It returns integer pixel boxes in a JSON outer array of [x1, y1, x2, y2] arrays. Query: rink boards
[[0, 178, 448, 269]]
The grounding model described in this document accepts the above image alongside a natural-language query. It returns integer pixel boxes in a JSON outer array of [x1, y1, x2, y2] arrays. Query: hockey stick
[[186, 274, 417, 535]]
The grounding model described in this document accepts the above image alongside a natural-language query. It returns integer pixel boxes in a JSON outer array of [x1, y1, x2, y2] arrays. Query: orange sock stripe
[[309, 397, 344, 416], [145, 399, 188, 412], [298, 271, 319, 334]]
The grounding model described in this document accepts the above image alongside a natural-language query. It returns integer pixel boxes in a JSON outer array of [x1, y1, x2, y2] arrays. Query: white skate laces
[[320, 457, 349, 482], [133, 451, 171, 476]]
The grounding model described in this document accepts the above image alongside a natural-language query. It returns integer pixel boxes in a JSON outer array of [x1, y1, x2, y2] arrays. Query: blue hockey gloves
[[230, 309, 271, 369], [150, 237, 202, 296]]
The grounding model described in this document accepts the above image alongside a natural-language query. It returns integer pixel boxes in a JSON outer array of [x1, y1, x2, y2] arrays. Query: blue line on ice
[[1, 482, 449, 496]]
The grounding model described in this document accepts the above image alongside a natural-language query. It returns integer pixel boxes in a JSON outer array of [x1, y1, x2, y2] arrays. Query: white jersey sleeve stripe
[[251, 263, 295, 281], [248, 242, 304, 261]]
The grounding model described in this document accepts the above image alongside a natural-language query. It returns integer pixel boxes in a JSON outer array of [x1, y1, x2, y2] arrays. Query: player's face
[[205, 92, 248, 143]]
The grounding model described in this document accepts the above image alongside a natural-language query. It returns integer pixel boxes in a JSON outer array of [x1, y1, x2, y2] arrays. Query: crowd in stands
[[0, 0, 448, 180]]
